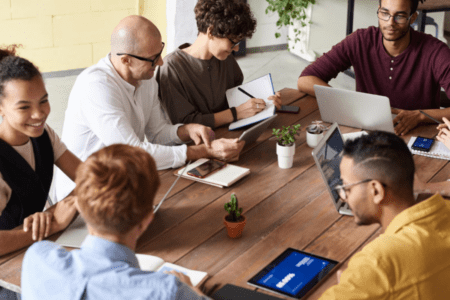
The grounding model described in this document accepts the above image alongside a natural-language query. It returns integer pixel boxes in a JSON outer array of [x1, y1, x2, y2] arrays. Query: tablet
[[238, 114, 277, 145], [247, 248, 339, 299]]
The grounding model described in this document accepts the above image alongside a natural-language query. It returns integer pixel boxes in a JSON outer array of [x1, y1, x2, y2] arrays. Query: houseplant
[[272, 124, 301, 169], [306, 121, 327, 148], [265, 0, 316, 61], [223, 193, 246, 238]]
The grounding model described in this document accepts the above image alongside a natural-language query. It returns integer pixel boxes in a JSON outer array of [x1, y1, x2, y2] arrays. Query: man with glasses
[[318, 131, 450, 299], [53, 15, 244, 202], [156, 0, 281, 129], [298, 0, 450, 136]]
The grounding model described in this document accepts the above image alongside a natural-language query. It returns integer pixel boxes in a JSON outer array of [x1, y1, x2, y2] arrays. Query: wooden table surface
[[0, 89, 448, 299]]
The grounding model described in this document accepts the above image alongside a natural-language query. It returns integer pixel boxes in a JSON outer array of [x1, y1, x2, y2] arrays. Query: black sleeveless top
[[0, 130, 54, 230]]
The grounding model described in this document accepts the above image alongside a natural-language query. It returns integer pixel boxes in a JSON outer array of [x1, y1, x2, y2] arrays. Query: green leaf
[[275, 32, 281, 38]]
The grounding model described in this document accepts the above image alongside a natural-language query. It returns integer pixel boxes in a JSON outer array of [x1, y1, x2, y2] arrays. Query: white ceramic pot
[[276, 143, 296, 169], [306, 131, 324, 148]]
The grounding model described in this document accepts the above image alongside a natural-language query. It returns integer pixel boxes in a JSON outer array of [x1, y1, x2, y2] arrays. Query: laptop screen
[[314, 127, 344, 204]]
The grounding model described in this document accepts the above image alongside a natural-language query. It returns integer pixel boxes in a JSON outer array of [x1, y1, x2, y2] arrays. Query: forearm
[[419, 108, 450, 124], [297, 76, 330, 97], [214, 109, 234, 128], [0, 228, 34, 256], [186, 144, 209, 161]]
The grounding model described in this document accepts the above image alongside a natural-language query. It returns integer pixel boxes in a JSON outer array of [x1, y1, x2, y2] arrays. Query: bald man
[[53, 16, 244, 202]]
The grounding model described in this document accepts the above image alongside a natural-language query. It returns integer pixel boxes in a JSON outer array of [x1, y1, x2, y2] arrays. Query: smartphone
[[277, 105, 300, 114], [412, 136, 435, 152], [187, 159, 227, 178]]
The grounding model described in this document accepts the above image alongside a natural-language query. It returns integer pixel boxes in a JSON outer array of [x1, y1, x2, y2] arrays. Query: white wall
[[247, 0, 288, 48], [445, 11, 450, 32]]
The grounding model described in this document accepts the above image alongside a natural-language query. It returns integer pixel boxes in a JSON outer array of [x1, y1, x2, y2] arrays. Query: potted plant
[[306, 121, 327, 148], [265, 0, 316, 62], [272, 124, 301, 169], [223, 193, 246, 239]]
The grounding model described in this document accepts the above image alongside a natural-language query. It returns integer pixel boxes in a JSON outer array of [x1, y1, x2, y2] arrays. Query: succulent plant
[[307, 121, 327, 134], [272, 124, 301, 146], [224, 193, 243, 222]]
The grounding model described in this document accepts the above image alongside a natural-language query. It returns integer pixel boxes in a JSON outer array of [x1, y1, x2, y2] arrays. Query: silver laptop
[[238, 114, 277, 145], [311, 122, 352, 216], [314, 85, 395, 133]]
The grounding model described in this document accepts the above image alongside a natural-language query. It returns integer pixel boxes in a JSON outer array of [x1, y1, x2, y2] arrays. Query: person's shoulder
[[412, 29, 450, 52], [25, 240, 68, 264], [350, 26, 379, 41]]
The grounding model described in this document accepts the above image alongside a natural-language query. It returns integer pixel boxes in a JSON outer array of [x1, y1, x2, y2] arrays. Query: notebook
[[407, 136, 450, 160], [226, 74, 276, 131], [175, 159, 250, 188]]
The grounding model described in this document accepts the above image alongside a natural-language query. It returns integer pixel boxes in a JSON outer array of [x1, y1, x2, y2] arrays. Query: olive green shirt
[[156, 43, 244, 129]]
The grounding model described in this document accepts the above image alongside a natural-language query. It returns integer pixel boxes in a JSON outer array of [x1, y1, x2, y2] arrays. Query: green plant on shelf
[[224, 193, 242, 222], [272, 124, 301, 146]]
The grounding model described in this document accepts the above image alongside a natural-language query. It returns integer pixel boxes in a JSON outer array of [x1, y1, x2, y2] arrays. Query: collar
[[385, 193, 446, 235], [105, 53, 136, 94], [378, 26, 416, 59], [81, 235, 139, 268]]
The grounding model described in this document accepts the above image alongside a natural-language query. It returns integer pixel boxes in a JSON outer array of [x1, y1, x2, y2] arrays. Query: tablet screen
[[248, 248, 338, 299]]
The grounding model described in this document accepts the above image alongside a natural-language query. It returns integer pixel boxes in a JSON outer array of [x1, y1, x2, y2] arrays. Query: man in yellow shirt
[[320, 131, 450, 299]]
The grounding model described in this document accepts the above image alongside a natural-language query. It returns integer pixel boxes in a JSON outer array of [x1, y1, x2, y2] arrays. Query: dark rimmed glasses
[[333, 179, 373, 200], [377, 9, 414, 24], [117, 42, 165, 66], [228, 38, 241, 49]]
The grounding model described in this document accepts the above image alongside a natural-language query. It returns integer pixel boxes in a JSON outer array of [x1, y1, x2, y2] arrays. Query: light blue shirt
[[21, 235, 210, 300]]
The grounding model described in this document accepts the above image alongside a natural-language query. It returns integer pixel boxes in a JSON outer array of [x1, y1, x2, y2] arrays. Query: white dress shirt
[[53, 54, 187, 202]]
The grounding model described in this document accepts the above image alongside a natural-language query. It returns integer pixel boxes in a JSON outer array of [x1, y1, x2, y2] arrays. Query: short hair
[[343, 131, 415, 191], [379, 0, 425, 15], [0, 45, 41, 103], [75, 144, 160, 234], [194, 0, 257, 40]]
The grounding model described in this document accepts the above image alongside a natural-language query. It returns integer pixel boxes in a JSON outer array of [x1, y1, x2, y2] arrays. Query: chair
[[411, 12, 439, 38]]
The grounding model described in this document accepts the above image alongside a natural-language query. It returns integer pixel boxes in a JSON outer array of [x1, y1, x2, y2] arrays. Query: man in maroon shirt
[[298, 0, 450, 135]]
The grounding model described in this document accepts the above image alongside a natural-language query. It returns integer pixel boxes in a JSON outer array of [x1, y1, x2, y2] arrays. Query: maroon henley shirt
[[301, 26, 450, 110]]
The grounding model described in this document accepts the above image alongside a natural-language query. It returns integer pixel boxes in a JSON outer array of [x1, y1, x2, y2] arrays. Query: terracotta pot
[[223, 215, 246, 238]]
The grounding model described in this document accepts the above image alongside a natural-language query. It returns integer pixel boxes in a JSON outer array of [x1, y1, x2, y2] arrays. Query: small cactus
[[224, 193, 242, 222]]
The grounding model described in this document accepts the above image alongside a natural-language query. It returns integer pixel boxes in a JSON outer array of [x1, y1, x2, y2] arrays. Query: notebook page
[[157, 262, 208, 287], [136, 254, 165, 272], [226, 74, 275, 108]]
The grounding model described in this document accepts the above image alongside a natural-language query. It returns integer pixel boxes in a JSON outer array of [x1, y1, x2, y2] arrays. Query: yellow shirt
[[320, 194, 450, 300]]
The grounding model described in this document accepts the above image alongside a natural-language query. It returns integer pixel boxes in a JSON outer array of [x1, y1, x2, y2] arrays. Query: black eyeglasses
[[228, 38, 241, 49], [377, 9, 413, 24], [333, 179, 373, 200], [116, 42, 165, 66]]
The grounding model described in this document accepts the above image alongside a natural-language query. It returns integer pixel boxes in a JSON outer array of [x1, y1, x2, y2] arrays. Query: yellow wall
[[0, 0, 167, 72]]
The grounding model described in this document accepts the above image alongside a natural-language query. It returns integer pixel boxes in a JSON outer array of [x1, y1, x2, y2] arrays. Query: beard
[[379, 21, 411, 42]]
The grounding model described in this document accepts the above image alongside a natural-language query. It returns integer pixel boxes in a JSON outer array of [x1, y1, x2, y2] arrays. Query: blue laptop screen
[[315, 127, 344, 202]]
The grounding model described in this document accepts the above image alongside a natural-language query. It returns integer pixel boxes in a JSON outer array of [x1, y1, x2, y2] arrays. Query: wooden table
[[0, 89, 447, 299]]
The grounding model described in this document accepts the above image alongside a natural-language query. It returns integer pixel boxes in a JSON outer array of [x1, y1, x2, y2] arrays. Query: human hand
[[392, 108, 422, 136], [49, 196, 78, 235], [182, 124, 214, 147], [208, 138, 245, 162], [236, 98, 266, 120], [437, 118, 450, 150], [337, 270, 343, 284], [23, 211, 53, 241], [268, 92, 282, 109], [413, 173, 427, 194], [166, 270, 194, 287]]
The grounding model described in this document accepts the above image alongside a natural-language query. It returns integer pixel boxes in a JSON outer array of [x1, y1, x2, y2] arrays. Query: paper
[[407, 136, 450, 160], [226, 74, 276, 130], [55, 214, 88, 248]]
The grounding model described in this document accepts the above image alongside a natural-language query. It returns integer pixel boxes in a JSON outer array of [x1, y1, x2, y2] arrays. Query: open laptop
[[311, 123, 352, 216], [314, 85, 395, 133]]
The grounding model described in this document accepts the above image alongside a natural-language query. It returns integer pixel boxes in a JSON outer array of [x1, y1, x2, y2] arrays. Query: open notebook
[[407, 136, 450, 160], [175, 159, 250, 188], [55, 215, 208, 287], [226, 74, 276, 130]]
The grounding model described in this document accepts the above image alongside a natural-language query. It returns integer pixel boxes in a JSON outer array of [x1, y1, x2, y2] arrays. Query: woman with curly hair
[[157, 0, 281, 129]]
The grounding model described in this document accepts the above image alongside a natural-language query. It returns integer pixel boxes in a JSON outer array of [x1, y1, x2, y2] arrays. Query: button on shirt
[[22, 235, 211, 300], [319, 194, 450, 300], [53, 54, 187, 201], [301, 27, 450, 110]]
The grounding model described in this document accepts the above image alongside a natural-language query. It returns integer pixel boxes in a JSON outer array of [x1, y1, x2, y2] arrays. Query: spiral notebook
[[407, 136, 450, 160]]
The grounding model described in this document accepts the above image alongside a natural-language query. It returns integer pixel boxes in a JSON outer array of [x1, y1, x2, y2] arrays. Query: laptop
[[238, 114, 277, 145], [314, 85, 395, 133], [311, 123, 352, 216]]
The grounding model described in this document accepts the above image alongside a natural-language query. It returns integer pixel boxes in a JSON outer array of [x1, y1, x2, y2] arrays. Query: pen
[[238, 87, 255, 99], [419, 110, 442, 124]]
